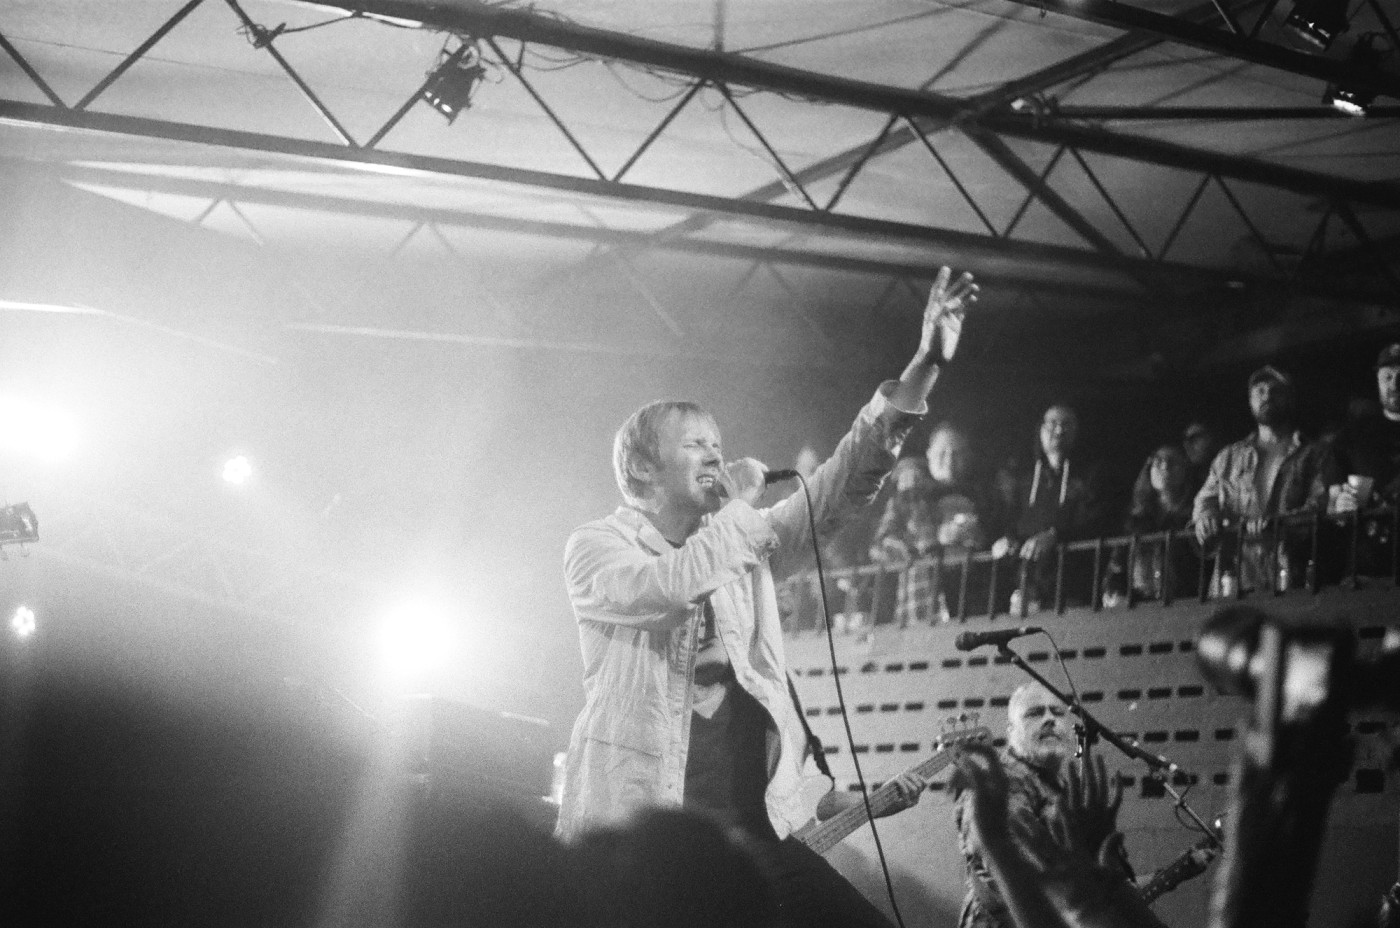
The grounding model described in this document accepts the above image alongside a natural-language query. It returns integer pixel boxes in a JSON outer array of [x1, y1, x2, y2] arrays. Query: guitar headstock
[[936, 712, 992, 749]]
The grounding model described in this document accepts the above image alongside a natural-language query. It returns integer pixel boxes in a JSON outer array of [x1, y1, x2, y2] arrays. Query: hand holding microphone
[[716, 458, 767, 507], [716, 461, 800, 507]]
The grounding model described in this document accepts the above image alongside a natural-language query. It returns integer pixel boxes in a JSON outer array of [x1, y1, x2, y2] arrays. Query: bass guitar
[[794, 721, 990, 855]]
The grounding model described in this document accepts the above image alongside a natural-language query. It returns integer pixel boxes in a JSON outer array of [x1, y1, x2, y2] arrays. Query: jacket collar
[[613, 505, 690, 555]]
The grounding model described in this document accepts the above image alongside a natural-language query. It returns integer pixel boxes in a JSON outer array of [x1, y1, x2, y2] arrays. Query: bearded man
[[1192, 365, 1328, 593]]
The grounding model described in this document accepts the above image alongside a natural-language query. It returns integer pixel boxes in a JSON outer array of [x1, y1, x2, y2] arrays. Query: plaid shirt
[[869, 481, 986, 625], [1191, 429, 1328, 591]]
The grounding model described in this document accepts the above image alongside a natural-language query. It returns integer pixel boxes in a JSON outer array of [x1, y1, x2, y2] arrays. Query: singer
[[554, 267, 977, 928]]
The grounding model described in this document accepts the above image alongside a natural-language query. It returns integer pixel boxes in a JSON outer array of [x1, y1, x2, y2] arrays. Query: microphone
[[764, 469, 801, 485], [1125, 741, 1188, 778], [954, 626, 1042, 651]]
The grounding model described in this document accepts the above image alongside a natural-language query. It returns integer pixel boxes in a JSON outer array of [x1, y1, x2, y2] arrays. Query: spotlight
[[11, 605, 35, 639], [422, 44, 486, 124], [222, 454, 253, 485], [1284, 0, 1350, 50], [1324, 35, 1384, 117], [377, 599, 457, 679], [0, 396, 78, 461]]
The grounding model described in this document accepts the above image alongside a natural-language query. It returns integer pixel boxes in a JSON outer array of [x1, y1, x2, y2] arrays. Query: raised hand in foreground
[[952, 744, 1166, 928]]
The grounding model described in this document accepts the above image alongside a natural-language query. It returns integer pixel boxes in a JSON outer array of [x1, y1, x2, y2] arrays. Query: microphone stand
[[997, 643, 1223, 849]]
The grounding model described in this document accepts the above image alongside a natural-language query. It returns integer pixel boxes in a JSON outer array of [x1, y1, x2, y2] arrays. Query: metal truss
[[997, 0, 1400, 101], [2, 0, 1397, 312]]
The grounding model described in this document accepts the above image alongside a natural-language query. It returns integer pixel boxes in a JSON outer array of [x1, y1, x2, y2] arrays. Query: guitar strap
[[786, 674, 834, 784]]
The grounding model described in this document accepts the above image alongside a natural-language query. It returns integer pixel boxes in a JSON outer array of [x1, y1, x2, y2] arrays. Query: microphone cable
[[790, 473, 910, 928]]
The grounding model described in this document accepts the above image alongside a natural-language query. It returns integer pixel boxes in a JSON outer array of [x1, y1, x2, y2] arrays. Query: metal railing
[[778, 503, 1400, 631]]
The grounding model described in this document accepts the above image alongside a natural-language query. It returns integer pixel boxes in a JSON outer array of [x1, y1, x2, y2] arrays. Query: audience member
[[568, 808, 777, 928], [1181, 420, 1218, 500], [925, 422, 996, 548], [992, 405, 1103, 611], [1319, 343, 1400, 576], [868, 423, 994, 624], [777, 444, 863, 632], [1192, 365, 1328, 594], [1107, 444, 1199, 602], [1378, 880, 1400, 928]]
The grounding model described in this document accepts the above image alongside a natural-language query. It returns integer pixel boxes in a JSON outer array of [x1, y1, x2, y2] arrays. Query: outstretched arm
[[764, 266, 976, 573]]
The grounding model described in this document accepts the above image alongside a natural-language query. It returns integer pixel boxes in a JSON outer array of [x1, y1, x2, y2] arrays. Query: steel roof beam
[[0, 98, 1186, 285], [980, 113, 1400, 209], [297, 1, 1400, 211], [966, 0, 1257, 114], [8, 98, 1395, 302], [1037, 105, 1400, 120], [992, 0, 1400, 101], [45, 162, 1142, 301], [648, 1, 1241, 246]]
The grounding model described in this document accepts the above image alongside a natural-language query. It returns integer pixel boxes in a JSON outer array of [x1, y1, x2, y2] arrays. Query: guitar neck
[[799, 730, 985, 856], [1139, 841, 1218, 904]]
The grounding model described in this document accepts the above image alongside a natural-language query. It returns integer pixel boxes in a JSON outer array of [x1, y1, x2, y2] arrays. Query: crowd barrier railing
[[778, 503, 1400, 632]]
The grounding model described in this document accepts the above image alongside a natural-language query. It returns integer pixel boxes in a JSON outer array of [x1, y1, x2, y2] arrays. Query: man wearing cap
[[1192, 365, 1328, 593], [1318, 344, 1400, 575]]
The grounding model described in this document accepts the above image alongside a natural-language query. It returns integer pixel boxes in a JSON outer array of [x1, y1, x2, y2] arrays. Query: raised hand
[[921, 266, 979, 363], [890, 265, 979, 412], [950, 742, 1012, 848], [1061, 754, 1124, 865]]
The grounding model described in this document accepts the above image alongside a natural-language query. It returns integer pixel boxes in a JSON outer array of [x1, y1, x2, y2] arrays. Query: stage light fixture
[[11, 605, 35, 639], [1324, 35, 1384, 116], [422, 44, 486, 124], [1284, 0, 1350, 50], [222, 454, 253, 485]]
